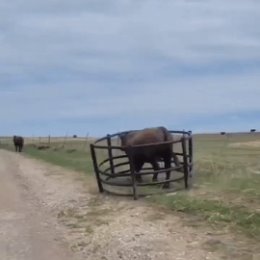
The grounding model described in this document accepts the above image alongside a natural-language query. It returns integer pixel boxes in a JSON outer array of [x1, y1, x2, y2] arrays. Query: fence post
[[107, 135, 115, 175], [90, 144, 104, 193], [188, 131, 193, 176], [181, 135, 189, 189], [128, 146, 138, 200]]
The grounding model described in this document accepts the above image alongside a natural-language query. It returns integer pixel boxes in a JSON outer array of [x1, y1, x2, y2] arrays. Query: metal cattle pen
[[90, 130, 193, 200]]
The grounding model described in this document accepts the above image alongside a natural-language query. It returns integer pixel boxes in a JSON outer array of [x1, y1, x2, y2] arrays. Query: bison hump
[[124, 127, 172, 146]]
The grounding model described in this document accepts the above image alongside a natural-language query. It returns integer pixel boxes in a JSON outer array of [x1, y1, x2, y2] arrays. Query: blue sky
[[1, 0, 260, 137]]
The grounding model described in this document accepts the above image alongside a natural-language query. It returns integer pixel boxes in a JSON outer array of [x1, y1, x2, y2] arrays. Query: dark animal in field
[[13, 136, 24, 152], [120, 127, 180, 188]]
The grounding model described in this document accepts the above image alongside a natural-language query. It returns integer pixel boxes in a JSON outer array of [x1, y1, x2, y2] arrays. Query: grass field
[[149, 133, 260, 240], [1, 133, 260, 240]]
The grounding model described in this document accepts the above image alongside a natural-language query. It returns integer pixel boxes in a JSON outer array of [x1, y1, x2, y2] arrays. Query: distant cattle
[[120, 126, 180, 188], [13, 136, 24, 152]]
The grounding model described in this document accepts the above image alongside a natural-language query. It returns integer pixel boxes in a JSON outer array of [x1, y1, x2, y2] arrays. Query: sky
[[1, 0, 260, 137]]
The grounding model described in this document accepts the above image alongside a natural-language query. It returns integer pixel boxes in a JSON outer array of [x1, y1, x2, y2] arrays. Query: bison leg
[[134, 160, 144, 182], [151, 161, 160, 182], [163, 156, 172, 189]]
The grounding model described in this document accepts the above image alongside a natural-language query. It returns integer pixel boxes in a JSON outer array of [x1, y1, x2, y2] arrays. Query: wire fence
[[0, 135, 94, 152]]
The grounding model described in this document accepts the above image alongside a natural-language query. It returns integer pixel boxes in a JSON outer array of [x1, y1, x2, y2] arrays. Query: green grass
[[194, 134, 260, 202], [148, 193, 260, 240], [0, 138, 94, 174], [147, 133, 260, 240], [24, 145, 94, 174]]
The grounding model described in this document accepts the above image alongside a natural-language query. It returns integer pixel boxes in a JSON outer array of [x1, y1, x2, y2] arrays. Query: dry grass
[[229, 141, 260, 148]]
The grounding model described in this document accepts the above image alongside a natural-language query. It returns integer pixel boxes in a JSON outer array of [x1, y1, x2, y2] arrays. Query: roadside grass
[[147, 133, 260, 240], [148, 193, 260, 240], [24, 145, 94, 174], [1, 133, 260, 240]]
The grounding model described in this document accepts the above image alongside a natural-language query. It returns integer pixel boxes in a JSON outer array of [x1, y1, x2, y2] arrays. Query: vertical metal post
[[128, 146, 138, 200], [188, 133, 193, 176], [181, 135, 189, 189], [107, 135, 115, 175], [90, 144, 104, 193]]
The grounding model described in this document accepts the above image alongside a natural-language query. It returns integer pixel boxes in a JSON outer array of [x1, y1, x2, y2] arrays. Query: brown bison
[[120, 126, 180, 188], [13, 136, 24, 152]]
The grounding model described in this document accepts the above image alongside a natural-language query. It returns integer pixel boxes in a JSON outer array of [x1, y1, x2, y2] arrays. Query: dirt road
[[0, 150, 83, 260], [0, 149, 256, 260]]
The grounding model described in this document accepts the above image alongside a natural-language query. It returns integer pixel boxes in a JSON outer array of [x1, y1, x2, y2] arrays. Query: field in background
[[0, 133, 260, 240], [0, 136, 95, 173]]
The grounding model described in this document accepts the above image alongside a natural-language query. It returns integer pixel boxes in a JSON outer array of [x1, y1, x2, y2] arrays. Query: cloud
[[0, 0, 260, 135], [1, 72, 259, 120]]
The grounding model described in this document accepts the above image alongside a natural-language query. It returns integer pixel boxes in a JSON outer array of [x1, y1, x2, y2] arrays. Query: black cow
[[120, 126, 180, 188], [13, 136, 24, 152]]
